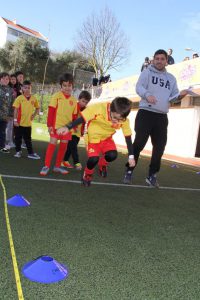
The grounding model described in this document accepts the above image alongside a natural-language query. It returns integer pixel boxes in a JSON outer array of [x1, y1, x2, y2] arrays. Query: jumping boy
[[57, 97, 135, 186], [13, 80, 40, 159], [62, 90, 91, 170], [40, 73, 77, 176]]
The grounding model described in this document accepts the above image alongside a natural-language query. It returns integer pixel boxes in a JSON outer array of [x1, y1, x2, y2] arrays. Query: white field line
[[1, 174, 200, 192]]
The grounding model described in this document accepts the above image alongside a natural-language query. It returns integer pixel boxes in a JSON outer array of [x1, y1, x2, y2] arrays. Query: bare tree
[[75, 7, 129, 77]]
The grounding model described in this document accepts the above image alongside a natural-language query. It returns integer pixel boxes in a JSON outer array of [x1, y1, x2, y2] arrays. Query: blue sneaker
[[145, 174, 159, 187]]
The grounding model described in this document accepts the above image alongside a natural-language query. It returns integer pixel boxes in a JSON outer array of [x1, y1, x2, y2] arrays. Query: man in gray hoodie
[[123, 49, 187, 187]]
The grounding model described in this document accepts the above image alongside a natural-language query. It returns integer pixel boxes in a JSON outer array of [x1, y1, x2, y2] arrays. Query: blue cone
[[22, 255, 69, 283], [7, 194, 30, 207]]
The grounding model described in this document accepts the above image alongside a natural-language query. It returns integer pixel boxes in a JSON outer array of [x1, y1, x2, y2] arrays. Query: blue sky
[[1, 0, 200, 81]]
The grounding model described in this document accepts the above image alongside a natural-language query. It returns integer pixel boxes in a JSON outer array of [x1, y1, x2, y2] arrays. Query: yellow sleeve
[[13, 96, 21, 108], [81, 103, 102, 122], [122, 118, 132, 137]]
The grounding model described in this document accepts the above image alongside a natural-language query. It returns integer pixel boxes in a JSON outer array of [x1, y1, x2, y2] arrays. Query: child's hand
[[56, 127, 69, 135], [14, 120, 19, 127], [128, 156, 135, 167]]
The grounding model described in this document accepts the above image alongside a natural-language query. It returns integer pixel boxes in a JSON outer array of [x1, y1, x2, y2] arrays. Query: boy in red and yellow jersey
[[57, 97, 135, 186], [62, 90, 91, 170], [13, 80, 40, 159], [40, 73, 77, 176]]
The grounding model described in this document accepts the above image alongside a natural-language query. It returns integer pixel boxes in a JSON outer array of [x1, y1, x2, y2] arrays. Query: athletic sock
[[45, 143, 56, 167], [84, 166, 94, 175], [55, 142, 68, 167], [98, 156, 108, 170]]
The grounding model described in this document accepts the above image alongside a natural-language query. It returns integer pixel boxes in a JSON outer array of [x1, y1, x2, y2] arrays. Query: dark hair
[[23, 80, 31, 86], [59, 73, 73, 85], [15, 71, 24, 77], [154, 49, 168, 59], [10, 73, 17, 78], [0, 72, 9, 79], [110, 97, 132, 118], [78, 90, 91, 102]]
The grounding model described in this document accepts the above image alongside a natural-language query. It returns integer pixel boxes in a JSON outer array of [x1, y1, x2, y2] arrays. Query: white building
[[0, 17, 48, 48]]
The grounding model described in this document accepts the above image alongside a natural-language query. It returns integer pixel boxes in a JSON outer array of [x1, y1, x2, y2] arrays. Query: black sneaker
[[99, 166, 107, 178], [145, 174, 159, 187], [123, 170, 133, 184], [82, 172, 92, 187], [0, 147, 10, 153]]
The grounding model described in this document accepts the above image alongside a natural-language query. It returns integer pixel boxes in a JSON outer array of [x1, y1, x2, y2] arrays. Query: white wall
[[0, 18, 7, 47], [113, 108, 200, 158]]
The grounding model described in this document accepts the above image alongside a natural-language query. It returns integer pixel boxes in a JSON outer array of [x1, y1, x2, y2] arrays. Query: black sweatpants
[[14, 126, 34, 154], [129, 109, 168, 176], [64, 135, 80, 165]]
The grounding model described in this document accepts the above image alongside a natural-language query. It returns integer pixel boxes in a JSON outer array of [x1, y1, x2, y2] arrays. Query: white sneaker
[[5, 144, 11, 150], [8, 142, 15, 148], [14, 151, 22, 158], [21, 143, 27, 149], [27, 153, 40, 160]]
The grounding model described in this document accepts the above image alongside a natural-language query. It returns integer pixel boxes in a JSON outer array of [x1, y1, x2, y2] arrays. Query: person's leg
[[126, 110, 151, 173], [55, 140, 68, 168], [98, 138, 117, 177], [0, 120, 8, 150], [6, 119, 14, 146], [22, 127, 33, 154], [82, 143, 100, 186], [82, 156, 99, 186], [44, 137, 57, 168], [148, 114, 168, 176], [63, 140, 72, 162], [123, 110, 152, 183], [70, 136, 80, 165], [14, 126, 22, 153]]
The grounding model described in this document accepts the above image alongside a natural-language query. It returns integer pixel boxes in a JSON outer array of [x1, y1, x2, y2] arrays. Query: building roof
[[2, 17, 48, 41]]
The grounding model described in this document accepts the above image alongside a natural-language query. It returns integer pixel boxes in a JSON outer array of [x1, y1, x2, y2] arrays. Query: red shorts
[[87, 137, 116, 157], [50, 128, 72, 140]]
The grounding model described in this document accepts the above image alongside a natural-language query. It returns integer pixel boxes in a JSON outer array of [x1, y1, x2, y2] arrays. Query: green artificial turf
[[0, 134, 200, 300]]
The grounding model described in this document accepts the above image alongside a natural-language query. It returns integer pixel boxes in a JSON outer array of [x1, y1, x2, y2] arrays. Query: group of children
[[39, 73, 134, 186], [0, 71, 135, 187], [0, 71, 40, 158]]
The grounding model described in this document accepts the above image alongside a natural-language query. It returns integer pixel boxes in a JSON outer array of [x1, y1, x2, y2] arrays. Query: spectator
[[15, 71, 24, 96], [13, 80, 40, 159], [192, 53, 199, 59], [167, 48, 175, 65], [141, 57, 150, 72], [0, 72, 14, 153], [6, 74, 17, 149]]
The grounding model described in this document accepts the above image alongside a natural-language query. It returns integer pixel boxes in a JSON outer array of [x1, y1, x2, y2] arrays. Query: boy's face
[[0, 75, 10, 86], [10, 76, 17, 85], [22, 84, 31, 96], [79, 98, 89, 109], [110, 112, 125, 124], [61, 81, 73, 95], [17, 74, 24, 84]]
